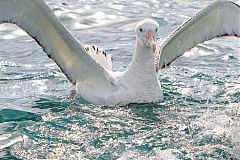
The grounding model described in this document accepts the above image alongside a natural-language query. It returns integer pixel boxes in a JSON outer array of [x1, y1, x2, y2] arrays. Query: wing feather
[[157, 1, 240, 70], [0, 0, 114, 89], [84, 45, 112, 71]]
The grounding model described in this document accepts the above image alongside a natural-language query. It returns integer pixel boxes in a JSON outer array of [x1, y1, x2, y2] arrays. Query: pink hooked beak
[[146, 30, 155, 48]]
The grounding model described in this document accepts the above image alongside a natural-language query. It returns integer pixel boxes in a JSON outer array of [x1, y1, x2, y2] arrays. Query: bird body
[[0, 0, 239, 105], [78, 19, 163, 105]]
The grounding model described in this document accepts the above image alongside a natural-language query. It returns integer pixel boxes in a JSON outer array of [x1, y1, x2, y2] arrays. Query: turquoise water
[[0, 0, 240, 159]]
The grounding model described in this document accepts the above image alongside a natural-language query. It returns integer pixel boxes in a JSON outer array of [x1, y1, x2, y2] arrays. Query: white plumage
[[0, 0, 239, 105], [84, 45, 112, 71], [157, 1, 240, 70]]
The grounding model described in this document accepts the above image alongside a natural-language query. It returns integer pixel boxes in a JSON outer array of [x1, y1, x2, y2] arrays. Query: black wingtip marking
[[61, 2, 68, 6], [103, 51, 107, 57], [92, 46, 95, 50], [85, 46, 89, 51], [47, 54, 52, 58], [229, 1, 240, 8], [0, 21, 15, 25]]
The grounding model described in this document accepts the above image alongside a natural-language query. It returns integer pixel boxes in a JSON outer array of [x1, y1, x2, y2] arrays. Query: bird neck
[[124, 38, 156, 79]]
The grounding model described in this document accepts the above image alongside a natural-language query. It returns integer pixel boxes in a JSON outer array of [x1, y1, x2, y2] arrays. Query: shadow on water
[[0, 109, 40, 123]]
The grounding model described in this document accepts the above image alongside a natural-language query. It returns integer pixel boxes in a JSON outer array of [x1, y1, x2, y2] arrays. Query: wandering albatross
[[0, 0, 239, 105]]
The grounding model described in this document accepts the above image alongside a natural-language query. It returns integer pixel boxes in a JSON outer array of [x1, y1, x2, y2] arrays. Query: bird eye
[[155, 28, 158, 32], [140, 28, 143, 32]]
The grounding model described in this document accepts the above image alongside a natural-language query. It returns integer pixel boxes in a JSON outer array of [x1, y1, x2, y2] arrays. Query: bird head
[[135, 19, 159, 52]]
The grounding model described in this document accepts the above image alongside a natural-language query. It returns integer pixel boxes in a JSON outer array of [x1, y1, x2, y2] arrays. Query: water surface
[[0, 0, 239, 159]]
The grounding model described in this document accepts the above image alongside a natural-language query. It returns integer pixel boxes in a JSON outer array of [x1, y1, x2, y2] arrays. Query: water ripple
[[0, 0, 239, 159]]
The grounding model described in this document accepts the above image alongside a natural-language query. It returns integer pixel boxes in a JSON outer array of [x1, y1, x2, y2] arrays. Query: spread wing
[[0, 0, 114, 90], [157, 1, 240, 71]]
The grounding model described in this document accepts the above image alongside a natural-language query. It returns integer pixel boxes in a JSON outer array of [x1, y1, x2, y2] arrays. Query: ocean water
[[0, 0, 240, 159]]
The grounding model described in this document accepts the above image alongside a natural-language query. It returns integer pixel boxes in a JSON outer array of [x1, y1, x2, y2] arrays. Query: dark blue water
[[0, 0, 239, 159]]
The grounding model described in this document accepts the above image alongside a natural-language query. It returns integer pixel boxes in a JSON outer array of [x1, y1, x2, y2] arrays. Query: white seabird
[[0, 0, 239, 105]]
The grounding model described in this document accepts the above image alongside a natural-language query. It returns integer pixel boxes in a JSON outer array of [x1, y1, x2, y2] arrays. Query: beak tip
[[153, 43, 156, 52]]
